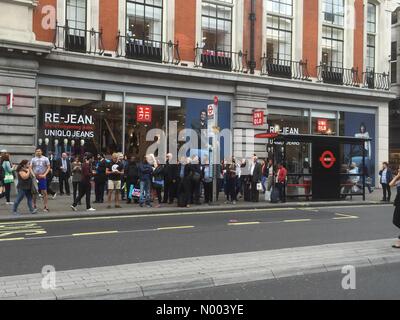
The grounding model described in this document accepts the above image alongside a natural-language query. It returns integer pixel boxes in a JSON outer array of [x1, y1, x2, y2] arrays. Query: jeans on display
[[13, 189, 34, 213]]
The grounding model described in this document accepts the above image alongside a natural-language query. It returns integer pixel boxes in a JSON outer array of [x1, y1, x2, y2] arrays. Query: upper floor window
[[322, 0, 344, 26], [366, 3, 376, 72], [66, 0, 86, 30], [126, 0, 163, 43], [266, 0, 293, 62], [201, 0, 233, 52], [392, 41, 397, 84], [322, 26, 344, 69], [392, 10, 398, 25]]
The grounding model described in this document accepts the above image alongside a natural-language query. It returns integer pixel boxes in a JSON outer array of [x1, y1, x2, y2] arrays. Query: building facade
[[390, 2, 400, 169], [0, 0, 396, 187]]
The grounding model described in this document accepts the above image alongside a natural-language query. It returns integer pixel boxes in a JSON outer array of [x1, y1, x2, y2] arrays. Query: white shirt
[[381, 169, 387, 184], [250, 162, 255, 176]]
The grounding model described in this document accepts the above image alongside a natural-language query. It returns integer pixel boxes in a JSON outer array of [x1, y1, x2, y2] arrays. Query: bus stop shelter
[[255, 133, 372, 201]]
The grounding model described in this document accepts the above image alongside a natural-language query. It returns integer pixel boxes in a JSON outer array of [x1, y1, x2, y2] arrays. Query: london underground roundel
[[319, 151, 336, 169]]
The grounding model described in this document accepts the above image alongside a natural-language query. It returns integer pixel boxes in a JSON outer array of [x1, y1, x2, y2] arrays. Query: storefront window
[[38, 96, 123, 159], [311, 110, 337, 135]]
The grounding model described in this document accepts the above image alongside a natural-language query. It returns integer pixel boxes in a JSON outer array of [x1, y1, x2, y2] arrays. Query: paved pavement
[[142, 262, 400, 300], [1, 237, 399, 300], [0, 185, 390, 222]]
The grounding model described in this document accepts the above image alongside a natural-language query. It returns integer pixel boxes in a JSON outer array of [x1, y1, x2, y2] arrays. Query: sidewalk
[[1, 238, 399, 300], [0, 186, 389, 222]]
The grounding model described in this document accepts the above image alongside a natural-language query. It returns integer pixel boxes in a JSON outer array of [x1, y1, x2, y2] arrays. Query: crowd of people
[[0, 149, 293, 215]]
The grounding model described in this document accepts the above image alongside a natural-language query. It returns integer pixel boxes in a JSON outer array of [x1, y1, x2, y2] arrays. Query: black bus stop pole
[[362, 142, 366, 201]]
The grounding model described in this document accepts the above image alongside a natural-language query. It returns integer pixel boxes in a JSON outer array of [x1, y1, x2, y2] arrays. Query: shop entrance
[[258, 133, 371, 201]]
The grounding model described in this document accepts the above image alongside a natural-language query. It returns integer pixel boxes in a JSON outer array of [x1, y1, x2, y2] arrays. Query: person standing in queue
[[106, 153, 124, 209], [163, 153, 178, 205], [379, 162, 393, 202], [276, 163, 288, 203], [201, 157, 213, 205], [94, 154, 107, 204], [71, 156, 82, 206], [126, 156, 139, 204], [190, 155, 202, 205], [138, 155, 154, 208], [71, 154, 96, 212], [250, 155, 262, 202], [57, 153, 71, 196]]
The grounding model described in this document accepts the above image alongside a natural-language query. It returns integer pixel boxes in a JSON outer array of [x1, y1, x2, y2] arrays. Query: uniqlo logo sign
[[317, 119, 328, 133], [137, 105, 152, 123], [253, 110, 264, 126]]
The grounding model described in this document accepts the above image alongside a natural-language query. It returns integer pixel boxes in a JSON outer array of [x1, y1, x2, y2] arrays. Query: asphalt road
[[0, 204, 397, 277], [140, 262, 400, 300]]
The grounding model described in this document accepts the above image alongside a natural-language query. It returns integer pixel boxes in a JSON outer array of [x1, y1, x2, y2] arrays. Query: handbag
[[256, 182, 263, 191], [129, 184, 140, 199], [4, 172, 14, 184], [31, 176, 39, 195]]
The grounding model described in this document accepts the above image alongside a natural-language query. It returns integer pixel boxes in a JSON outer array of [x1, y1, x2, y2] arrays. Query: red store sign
[[317, 119, 328, 133], [253, 110, 264, 126], [137, 105, 152, 123]]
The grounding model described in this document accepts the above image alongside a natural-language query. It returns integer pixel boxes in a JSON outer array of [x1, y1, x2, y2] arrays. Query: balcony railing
[[53, 24, 104, 55], [317, 64, 360, 87], [194, 45, 248, 73], [116, 33, 180, 65], [261, 55, 311, 81], [362, 70, 390, 90]]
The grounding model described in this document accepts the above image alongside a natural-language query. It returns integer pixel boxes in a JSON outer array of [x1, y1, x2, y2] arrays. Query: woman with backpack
[[12, 160, 37, 215], [1, 153, 15, 205], [138, 155, 154, 208]]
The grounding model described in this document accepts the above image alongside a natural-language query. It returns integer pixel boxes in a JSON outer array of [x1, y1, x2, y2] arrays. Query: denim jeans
[[140, 179, 151, 205], [13, 189, 34, 213], [261, 176, 267, 193]]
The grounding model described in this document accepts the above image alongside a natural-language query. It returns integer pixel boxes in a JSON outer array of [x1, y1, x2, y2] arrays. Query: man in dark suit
[[379, 162, 393, 202], [250, 155, 262, 202], [163, 153, 179, 204], [57, 152, 71, 196]]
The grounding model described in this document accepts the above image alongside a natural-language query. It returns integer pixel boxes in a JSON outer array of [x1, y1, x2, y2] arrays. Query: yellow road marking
[[72, 231, 119, 237], [157, 226, 195, 231], [284, 219, 312, 223], [228, 222, 261, 226], [0, 237, 25, 242]]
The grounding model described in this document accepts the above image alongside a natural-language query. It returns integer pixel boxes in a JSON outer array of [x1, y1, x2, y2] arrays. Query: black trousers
[[59, 172, 70, 194], [95, 179, 106, 202], [203, 181, 213, 203], [163, 179, 177, 203], [191, 179, 201, 204], [73, 182, 91, 210], [227, 177, 237, 202], [250, 181, 259, 202], [277, 182, 286, 202], [394, 202, 400, 239], [382, 183, 391, 201]]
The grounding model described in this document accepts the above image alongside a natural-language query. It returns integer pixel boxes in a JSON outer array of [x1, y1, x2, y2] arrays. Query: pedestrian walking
[[379, 162, 393, 202], [138, 155, 153, 208], [390, 167, 400, 248], [30, 148, 51, 212], [71, 157, 82, 205], [71, 155, 96, 212], [106, 153, 124, 209], [12, 160, 37, 215], [1, 153, 15, 205]]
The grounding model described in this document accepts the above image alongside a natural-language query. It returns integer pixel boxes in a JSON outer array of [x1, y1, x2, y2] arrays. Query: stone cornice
[[0, 0, 38, 7]]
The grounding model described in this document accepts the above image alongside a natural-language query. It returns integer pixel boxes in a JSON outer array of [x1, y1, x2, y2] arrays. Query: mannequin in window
[[71, 140, 77, 157], [54, 139, 61, 160], [79, 139, 86, 157], [62, 139, 71, 155], [44, 138, 50, 157]]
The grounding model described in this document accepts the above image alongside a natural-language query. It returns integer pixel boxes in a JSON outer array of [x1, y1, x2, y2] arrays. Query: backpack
[[0, 164, 4, 182]]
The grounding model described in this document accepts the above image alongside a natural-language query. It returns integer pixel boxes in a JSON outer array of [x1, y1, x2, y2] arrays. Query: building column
[[233, 85, 269, 160], [0, 56, 39, 162]]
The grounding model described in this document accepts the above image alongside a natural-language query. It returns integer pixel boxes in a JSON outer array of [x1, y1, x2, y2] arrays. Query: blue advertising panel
[[343, 112, 375, 182], [184, 98, 231, 162]]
